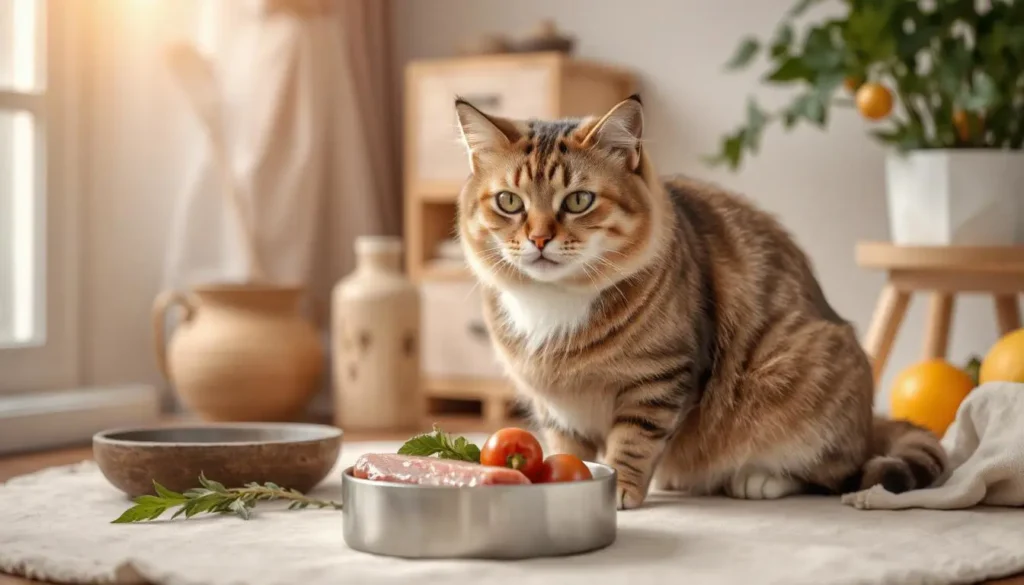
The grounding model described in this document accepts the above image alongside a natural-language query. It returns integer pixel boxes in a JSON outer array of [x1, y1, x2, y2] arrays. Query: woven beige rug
[[2, 438, 1024, 585]]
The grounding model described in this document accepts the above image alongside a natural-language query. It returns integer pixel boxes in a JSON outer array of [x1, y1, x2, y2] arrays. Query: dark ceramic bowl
[[93, 423, 343, 498]]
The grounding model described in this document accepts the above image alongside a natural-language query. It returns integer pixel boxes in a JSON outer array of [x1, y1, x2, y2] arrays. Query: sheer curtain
[[162, 0, 401, 324]]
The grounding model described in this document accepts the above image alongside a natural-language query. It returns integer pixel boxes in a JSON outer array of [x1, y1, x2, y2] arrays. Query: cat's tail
[[856, 416, 949, 494]]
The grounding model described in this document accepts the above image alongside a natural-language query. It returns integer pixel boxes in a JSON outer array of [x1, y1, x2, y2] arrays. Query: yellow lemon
[[979, 328, 1024, 385]]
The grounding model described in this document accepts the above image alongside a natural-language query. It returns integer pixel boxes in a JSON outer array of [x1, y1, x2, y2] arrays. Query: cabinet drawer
[[412, 65, 553, 184], [420, 281, 506, 379]]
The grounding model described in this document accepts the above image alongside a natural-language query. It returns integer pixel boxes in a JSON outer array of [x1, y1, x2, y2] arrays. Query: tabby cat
[[453, 94, 947, 509]]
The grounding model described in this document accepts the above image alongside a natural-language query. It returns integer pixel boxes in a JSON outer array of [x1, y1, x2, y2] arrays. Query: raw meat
[[353, 453, 531, 486]]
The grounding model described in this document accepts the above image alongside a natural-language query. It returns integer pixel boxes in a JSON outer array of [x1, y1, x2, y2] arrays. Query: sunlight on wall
[[10, 0, 40, 342]]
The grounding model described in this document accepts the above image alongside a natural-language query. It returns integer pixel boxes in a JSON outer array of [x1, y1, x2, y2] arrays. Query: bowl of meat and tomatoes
[[341, 427, 617, 559]]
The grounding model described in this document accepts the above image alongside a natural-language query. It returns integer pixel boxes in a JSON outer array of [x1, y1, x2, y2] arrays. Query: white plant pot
[[885, 150, 1024, 246]]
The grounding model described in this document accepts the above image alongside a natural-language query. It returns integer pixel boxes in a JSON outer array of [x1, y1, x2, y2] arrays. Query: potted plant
[[709, 0, 1024, 246]]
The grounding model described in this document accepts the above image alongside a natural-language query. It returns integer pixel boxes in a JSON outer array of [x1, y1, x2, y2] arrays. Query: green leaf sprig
[[397, 425, 481, 462], [112, 472, 341, 524]]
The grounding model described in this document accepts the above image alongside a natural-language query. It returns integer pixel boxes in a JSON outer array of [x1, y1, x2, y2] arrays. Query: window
[[0, 0, 79, 393], [0, 0, 43, 346]]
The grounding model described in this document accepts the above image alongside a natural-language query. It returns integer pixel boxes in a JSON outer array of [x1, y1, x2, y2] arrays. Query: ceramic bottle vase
[[332, 236, 422, 431], [152, 284, 325, 421]]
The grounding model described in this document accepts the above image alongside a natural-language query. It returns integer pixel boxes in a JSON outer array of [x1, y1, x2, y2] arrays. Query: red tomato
[[479, 428, 545, 482], [537, 454, 593, 483]]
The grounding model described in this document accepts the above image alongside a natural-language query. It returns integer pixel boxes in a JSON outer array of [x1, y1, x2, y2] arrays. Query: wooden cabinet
[[403, 52, 636, 427]]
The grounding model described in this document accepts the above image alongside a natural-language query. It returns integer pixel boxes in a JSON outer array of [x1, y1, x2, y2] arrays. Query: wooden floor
[[1, 439, 1023, 585]]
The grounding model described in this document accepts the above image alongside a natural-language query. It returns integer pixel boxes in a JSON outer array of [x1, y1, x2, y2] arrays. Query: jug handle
[[152, 291, 196, 382]]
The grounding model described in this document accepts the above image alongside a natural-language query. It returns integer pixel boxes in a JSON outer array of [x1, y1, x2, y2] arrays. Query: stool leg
[[922, 293, 954, 360], [994, 294, 1021, 336], [864, 284, 911, 388]]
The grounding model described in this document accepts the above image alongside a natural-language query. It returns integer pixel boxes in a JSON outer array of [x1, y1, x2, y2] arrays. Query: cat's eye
[[562, 191, 596, 214], [495, 191, 524, 214]]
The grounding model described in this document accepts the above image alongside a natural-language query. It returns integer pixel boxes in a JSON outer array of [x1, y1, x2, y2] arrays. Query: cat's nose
[[529, 235, 552, 250]]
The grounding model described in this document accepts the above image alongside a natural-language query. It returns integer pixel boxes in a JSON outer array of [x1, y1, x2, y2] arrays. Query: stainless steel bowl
[[341, 462, 617, 559]]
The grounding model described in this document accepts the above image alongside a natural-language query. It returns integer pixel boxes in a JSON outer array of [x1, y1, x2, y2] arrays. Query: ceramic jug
[[152, 284, 325, 421], [332, 236, 422, 431]]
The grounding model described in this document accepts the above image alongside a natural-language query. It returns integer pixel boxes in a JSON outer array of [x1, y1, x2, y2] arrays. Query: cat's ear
[[579, 94, 644, 172], [455, 98, 523, 173]]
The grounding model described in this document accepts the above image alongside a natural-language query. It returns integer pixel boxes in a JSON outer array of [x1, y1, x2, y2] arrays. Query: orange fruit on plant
[[843, 76, 863, 93], [889, 359, 974, 438], [953, 109, 970, 141], [979, 328, 1024, 385], [855, 82, 894, 121]]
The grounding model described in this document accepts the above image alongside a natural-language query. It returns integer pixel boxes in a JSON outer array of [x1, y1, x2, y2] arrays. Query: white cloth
[[162, 0, 358, 290], [3, 439, 1024, 585], [843, 381, 1024, 510]]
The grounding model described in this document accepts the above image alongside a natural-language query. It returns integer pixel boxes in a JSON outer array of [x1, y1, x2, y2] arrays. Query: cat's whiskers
[[585, 257, 629, 306], [471, 244, 520, 292]]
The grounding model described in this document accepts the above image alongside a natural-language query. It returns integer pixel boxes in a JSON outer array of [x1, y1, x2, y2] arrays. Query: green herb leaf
[[153, 482, 186, 503], [112, 475, 341, 523], [725, 37, 760, 70], [198, 472, 229, 494], [229, 499, 252, 520], [183, 488, 216, 498], [397, 425, 482, 462], [111, 503, 167, 524]]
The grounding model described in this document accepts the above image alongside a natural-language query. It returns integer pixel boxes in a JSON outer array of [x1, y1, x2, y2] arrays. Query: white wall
[[79, 1, 209, 392], [391, 0, 1003, 407]]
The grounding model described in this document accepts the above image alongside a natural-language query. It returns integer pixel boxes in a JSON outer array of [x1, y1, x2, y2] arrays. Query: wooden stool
[[856, 242, 1024, 386]]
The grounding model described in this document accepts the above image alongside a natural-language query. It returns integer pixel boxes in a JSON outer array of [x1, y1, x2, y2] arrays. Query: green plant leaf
[[787, 0, 823, 18], [132, 495, 169, 507], [183, 488, 216, 499], [814, 71, 845, 98], [229, 499, 252, 520], [870, 123, 926, 153], [111, 504, 167, 524], [113, 473, 341, 523], [964, 355, 982, 387], [725, 37, 760, 70], [963, 71, 1001, 112], [397, 426, 481, 462], [185, 495, 226, 518], [705, 128, 748, 170], [785, 92, 827, 128], [763, 57, 813, 83], [770, 23, 794, 57], [801, 25, 844, 72], [153, 482, 186, 503], [198, 472, 229, 494], [744, 98, 770, 151]]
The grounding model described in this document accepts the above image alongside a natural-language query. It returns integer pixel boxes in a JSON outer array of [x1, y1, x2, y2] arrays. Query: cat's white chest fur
[[499, 285, 597, 352]]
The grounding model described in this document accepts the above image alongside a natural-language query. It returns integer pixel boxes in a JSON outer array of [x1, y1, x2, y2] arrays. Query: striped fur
[[454, 96, 948, 509]]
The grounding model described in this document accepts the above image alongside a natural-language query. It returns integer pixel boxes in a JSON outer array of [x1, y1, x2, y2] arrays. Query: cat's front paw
[[616, 479, 647, 510], [724, 469, 802, 500]]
